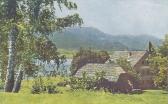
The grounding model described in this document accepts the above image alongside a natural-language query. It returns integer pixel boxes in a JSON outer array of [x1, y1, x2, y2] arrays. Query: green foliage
[[149, 54, 168, 89], [116, 57, 140, 81], [0, 0, 82, 85], [149, 35, 168, 89], [31, 76, 59, 94], [0, 80, 4, 89], [95, 71, 106, 80], [68, 71, 110, 91], [70, 48, 110, 74], [117, 58, 132, 72], [34, 36, 59, 62], [69, 72, 96, 90], [159, 35, 168, 57]]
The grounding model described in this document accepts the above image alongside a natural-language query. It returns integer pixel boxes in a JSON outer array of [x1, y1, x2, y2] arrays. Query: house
[[74, 43, 155, 90], [109, 50, 154, 89]]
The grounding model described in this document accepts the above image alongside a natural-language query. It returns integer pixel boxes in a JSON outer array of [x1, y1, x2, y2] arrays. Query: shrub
[[0, 80, 4, 89], [31, 84, 41, 94], [57, 81, 67, 87], [31, 76, 45, 94], [68, 72, 94, 90], [57, 79, 70, 87], [31, 76, 60, 94], [69, 71, 109, 91], [47, 84, 59, 94]]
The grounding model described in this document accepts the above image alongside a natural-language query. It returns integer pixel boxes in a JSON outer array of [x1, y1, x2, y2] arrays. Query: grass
[[0, 77, 167, 104], [58, 49, 77, 58]]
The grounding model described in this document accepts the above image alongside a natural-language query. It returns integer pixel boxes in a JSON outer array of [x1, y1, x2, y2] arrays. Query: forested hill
[[50, 27, 162, 51]]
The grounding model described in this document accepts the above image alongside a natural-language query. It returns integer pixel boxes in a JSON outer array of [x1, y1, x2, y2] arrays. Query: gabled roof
[[74, 51, 149, 82], [109, 51, 148, 67], [74, 63, 125, 82]]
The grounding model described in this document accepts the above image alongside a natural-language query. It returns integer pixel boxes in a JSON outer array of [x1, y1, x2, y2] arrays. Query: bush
[[31, 76, 60, 94], [31, 76, 45, 94], [69, 77, 96, 90], [0, 80, 4, 89], [69, 71, 110, 91], [31, 84, 41, 94], [47, 84, 59, 94], [57, 79, 70, 87], [68, 71, 137, 94]]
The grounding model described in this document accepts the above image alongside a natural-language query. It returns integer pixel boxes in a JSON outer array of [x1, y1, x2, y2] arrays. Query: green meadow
[[0, 77, 167, 104], [0, 89, 167, 104]]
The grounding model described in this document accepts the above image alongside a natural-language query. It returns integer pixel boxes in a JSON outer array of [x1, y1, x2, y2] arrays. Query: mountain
[[49, 27, 162, 51], [110, 34, 162, 50]]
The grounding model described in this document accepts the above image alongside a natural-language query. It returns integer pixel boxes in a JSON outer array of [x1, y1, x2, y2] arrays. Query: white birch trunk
[[4, 26, 17, 92], [12, 65, 23, 93]]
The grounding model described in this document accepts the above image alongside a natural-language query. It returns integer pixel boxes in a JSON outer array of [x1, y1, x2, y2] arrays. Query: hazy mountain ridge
[[50, 27, 162, 51]]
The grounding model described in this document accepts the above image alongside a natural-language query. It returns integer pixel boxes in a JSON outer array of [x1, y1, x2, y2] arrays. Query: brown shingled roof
[[75, 63, 125, 82], [110, 51, 147, 67], [74, 51, 148, 82]]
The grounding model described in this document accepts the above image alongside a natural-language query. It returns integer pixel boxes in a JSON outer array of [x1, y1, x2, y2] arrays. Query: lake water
[[36, 59, 72, 76]]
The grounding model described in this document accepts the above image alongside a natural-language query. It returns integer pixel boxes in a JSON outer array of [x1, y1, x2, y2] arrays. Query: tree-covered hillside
[[50, 27, 161, 51]]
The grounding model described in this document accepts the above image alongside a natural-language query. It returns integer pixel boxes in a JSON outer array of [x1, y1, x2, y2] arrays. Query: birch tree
[[0, 0, 82, 92]]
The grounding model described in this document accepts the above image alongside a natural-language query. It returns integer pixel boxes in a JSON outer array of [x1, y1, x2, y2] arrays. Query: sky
[[58, 0, 168, 38]]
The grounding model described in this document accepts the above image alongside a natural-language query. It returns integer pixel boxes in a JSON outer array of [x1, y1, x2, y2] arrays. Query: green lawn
[[0, 77, 167, 104], [0, 90, 167, 104]]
